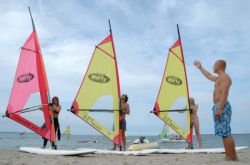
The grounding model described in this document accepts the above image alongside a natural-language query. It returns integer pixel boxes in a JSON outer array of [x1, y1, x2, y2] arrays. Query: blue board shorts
[[212, 101, 232, 137]]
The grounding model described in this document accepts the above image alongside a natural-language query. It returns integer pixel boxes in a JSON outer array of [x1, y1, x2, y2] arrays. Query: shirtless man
[[194, 60, 238, 161], [121, 94, 130, 151], [112, 94, 130, 151]]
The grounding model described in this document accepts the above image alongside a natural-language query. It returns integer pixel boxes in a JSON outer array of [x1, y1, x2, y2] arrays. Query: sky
[[0, 0, 250, 136]]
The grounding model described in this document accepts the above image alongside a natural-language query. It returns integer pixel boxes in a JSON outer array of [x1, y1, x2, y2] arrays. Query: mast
[[108, 19, 122, 150], [108, 19, 112, 35], [177, 24, 181, 40], [176, 24, 193, 147], [28, 7, 36, 31]]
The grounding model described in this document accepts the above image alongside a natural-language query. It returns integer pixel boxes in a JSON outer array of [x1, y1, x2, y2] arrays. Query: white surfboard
[[159, 139, 186, 143], [19, 147, 96, 156], [144, 146, 248, 154], [77, 148, 159, 156]]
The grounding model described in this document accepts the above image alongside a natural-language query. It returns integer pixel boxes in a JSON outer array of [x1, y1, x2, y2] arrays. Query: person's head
[[213, 60, 226, 73], [52, 96, 59, 105], [121, 94, 128, 103], [189, 97, 195, 106]]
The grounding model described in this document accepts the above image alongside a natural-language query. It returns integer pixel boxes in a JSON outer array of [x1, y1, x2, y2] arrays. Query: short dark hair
[[218, 60, 226, 70], [122, 94, 128, 102]]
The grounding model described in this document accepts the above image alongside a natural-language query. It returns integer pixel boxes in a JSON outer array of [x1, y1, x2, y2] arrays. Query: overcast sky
[[0, 0, 250, 135]]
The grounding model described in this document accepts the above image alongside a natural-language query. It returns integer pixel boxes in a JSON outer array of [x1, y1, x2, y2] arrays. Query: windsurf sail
[[5, 7, 55, 142], [160, 124, 168, 139], [70, 20, 122, 147], [160, 124, 184, 141], [152, 25, 192, 145], [64, 125, 70, 139]]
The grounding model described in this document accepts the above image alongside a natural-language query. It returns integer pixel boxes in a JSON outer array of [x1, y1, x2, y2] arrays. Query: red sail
[[6, 31, 55, 142]]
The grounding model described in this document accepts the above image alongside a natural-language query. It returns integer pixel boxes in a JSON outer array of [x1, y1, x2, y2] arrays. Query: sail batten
[[153, 25, 192, 144], [71, 28, 122, 147], [169, 49, 184, 63], [96, 46, 115, 59]]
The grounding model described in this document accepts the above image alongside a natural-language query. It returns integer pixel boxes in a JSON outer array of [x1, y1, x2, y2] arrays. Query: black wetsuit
[[43, 117, 61, 149]]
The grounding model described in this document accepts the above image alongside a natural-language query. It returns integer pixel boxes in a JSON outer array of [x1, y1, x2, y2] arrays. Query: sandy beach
[[0, 149, 249, 165]]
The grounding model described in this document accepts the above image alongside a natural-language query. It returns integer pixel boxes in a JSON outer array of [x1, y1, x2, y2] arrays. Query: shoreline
[[1, 132, 250, 136], [0, 149, 249, 165]]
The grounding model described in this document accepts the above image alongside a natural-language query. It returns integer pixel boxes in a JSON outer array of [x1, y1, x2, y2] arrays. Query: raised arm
[[193, 60, 218, 82]]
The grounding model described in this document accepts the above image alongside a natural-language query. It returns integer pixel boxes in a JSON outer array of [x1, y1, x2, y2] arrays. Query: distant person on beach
[[112, 94, 130, 151], [194, 60, 238, 161], [189, 97, 202, 148], [43, 96, 61, 150]]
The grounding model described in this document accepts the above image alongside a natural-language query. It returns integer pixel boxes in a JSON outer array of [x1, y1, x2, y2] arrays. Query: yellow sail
[[71, 33, 122, 146], [64, 126, 70, 139], [153, 27, 192, 143]]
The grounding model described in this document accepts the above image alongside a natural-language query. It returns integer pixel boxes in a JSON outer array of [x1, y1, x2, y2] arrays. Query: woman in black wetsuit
[[43, 96, 61, 149]]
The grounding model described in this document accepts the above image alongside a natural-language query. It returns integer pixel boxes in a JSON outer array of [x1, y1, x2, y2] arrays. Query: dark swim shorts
[[121, 119, 126, 131]]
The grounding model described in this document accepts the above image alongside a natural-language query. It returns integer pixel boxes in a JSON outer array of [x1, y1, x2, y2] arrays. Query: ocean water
[[0, 132, 249, 150]]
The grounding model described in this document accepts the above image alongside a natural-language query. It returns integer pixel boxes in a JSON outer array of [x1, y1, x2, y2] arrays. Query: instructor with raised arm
[[194, 60, 238, 161]]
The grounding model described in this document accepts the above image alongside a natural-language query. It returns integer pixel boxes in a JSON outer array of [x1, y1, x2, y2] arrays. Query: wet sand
[[0, 149, 249, 165]]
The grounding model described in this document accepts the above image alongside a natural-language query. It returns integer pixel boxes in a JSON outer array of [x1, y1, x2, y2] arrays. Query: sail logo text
[[17, 73, 34, 83], [88, 73, 110, 83], [166, 76, 182, 86]]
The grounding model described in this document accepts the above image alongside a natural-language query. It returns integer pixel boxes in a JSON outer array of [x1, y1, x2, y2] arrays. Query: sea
[[0, 132, 249, 150]]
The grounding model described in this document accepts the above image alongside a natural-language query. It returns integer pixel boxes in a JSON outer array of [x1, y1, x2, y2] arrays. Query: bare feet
[[224, 157, 238, 161], [222, 136, 238, 161]]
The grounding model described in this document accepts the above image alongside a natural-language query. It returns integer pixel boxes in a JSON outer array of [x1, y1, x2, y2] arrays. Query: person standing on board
[[189, 97, 202, 148], [43, 96, 61, 149], [112, 94, 130, 151], [194, 60, 238, 161]]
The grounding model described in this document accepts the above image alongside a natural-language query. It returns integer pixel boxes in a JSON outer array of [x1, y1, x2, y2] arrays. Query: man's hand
[[193, 60, 218, 82], [193, 60, 201, 69], [215, 109, 222, 119]]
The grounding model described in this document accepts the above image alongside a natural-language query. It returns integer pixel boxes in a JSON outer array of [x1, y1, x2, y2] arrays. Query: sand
[[0, 149, 249, 165]]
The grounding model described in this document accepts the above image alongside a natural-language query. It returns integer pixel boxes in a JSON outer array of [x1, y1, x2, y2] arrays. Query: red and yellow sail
[[71, 30, 122, 147], [5, 8, 55, 142], [153, 26, 192, 144]]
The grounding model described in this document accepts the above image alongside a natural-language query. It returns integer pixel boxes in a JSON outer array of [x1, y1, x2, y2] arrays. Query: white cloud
[[156, 0, 177, 14]]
